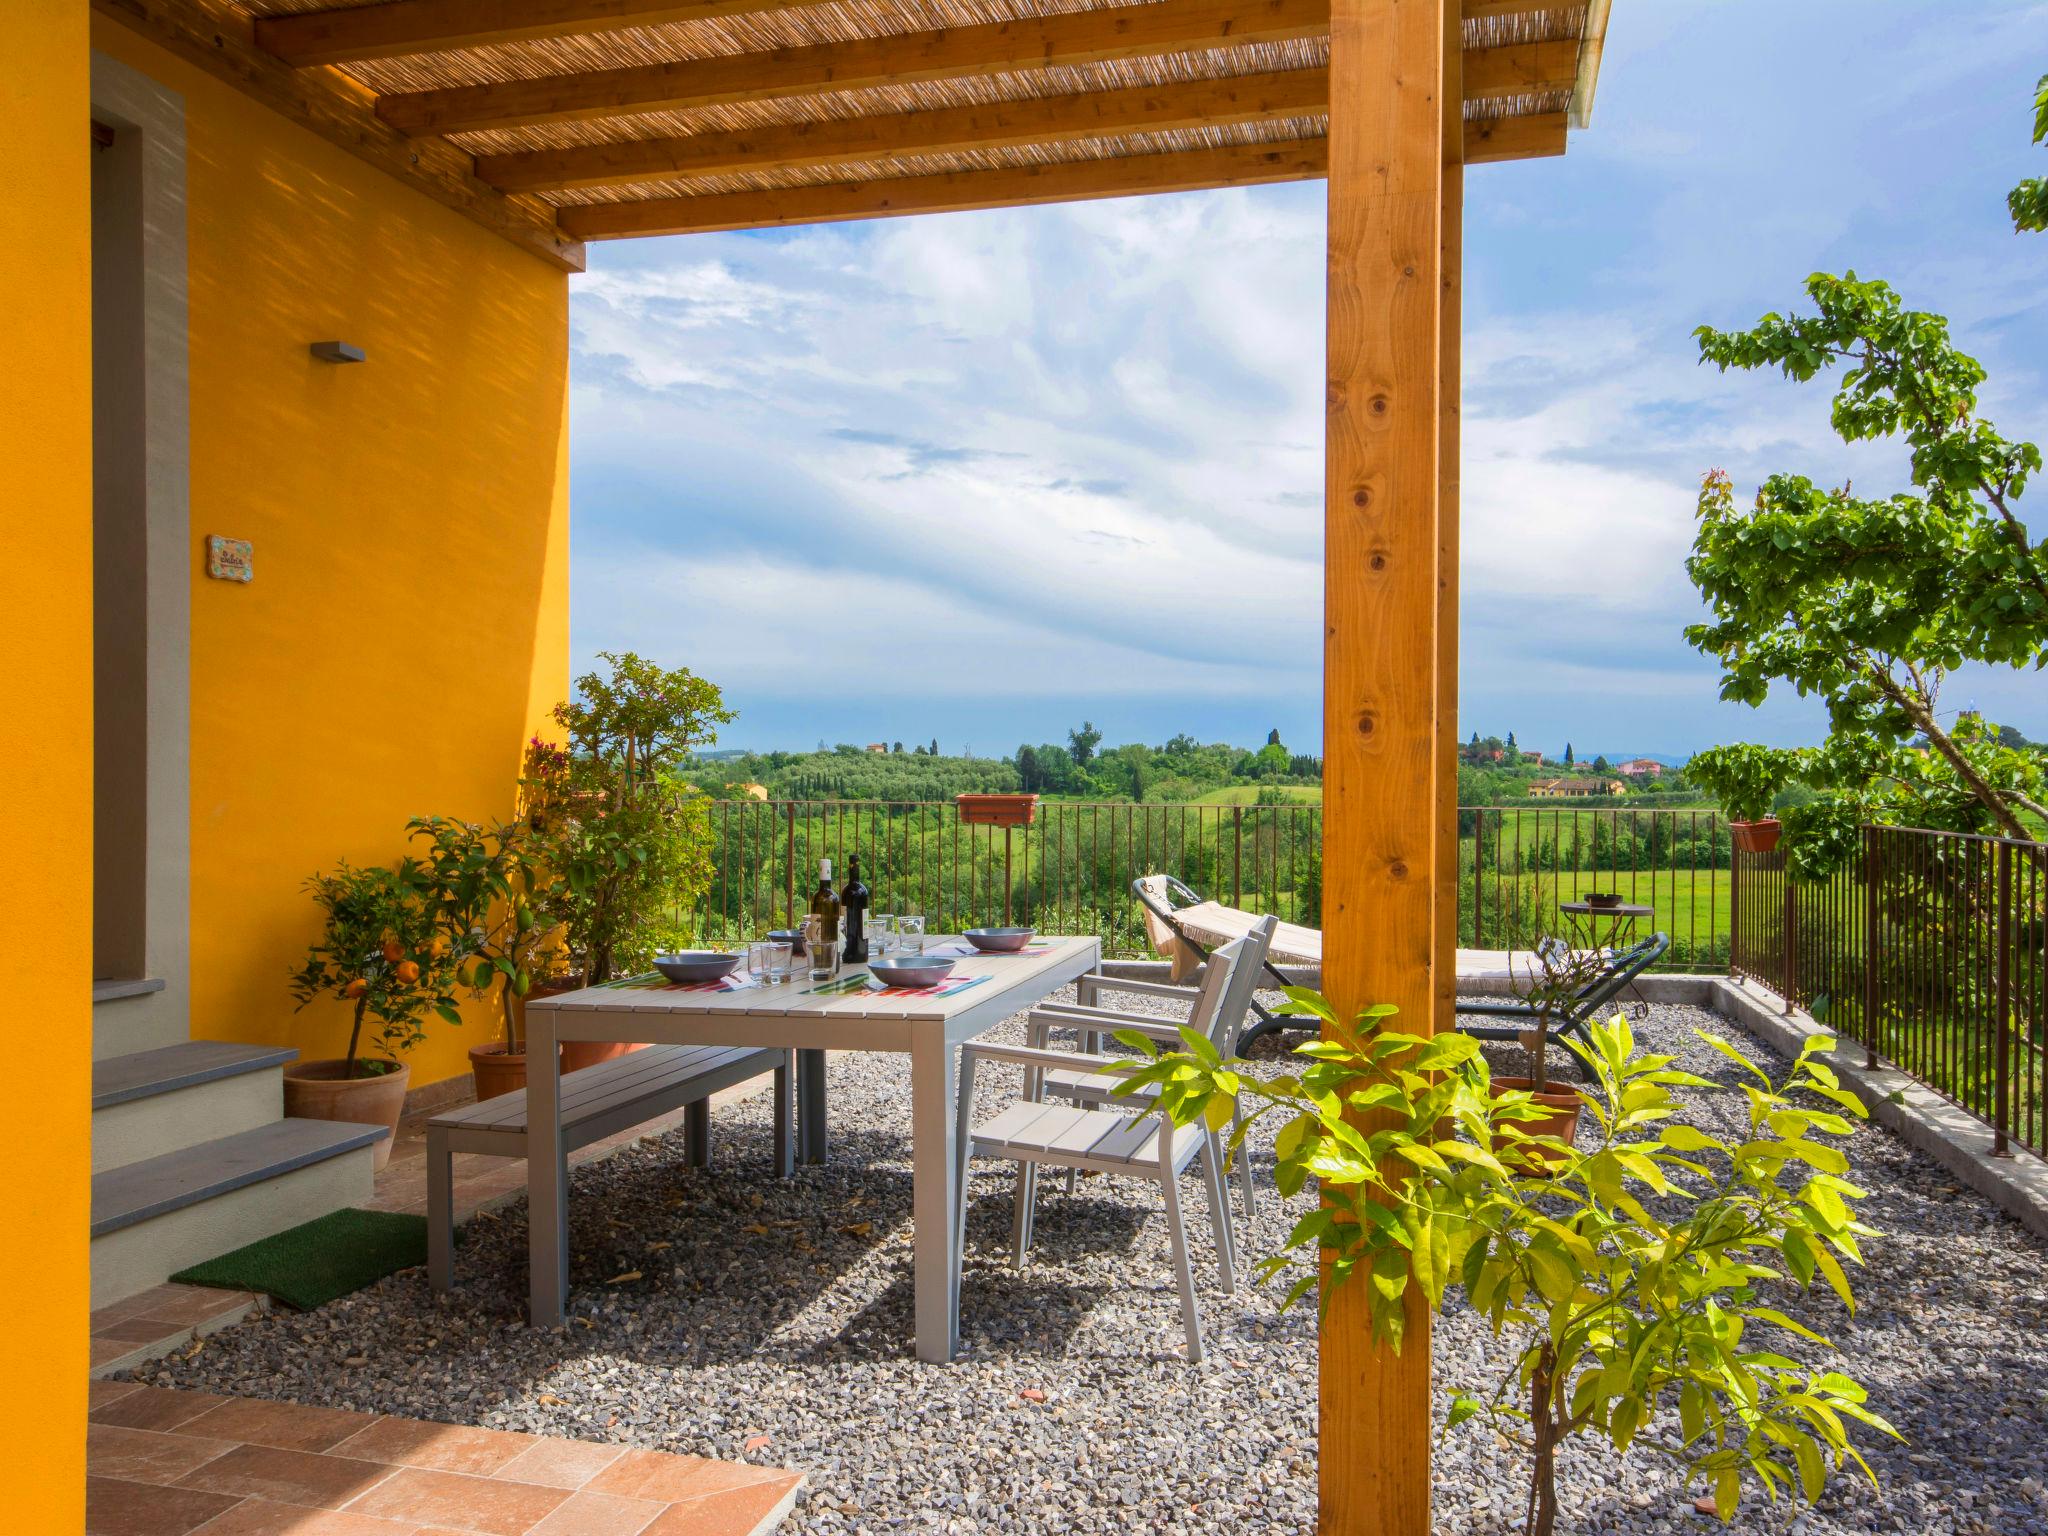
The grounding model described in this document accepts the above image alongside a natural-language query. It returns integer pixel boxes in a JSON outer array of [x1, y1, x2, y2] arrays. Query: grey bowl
[[868, 956, 957, 987], [654, 951, 742, 983], [964, 927, 1036, 953]]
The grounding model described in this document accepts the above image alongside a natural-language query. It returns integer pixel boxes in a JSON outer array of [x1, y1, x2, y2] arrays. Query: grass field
[[1188, 785, 1324, 805]]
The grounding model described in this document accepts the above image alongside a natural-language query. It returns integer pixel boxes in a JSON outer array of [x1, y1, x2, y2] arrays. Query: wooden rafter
[[94, 0, 584, 270], [257, 0, 842, 67], [374, 0, 1331, 136], [1462, 38, 1579, 100], [1463, 108, 1563, 163], [556, 137, 1327, 237], [477, 70, 1329, 190]]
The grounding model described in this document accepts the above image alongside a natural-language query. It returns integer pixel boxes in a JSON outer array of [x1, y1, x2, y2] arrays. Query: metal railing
[[1462, 806, 1729, 972], [695, 800, 1727, 968], [1733, 825, 2048, 1158]]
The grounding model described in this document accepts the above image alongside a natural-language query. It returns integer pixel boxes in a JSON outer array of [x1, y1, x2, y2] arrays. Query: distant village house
[[1613, 758, 1664, 779], [1528, 777, 1625, 798]]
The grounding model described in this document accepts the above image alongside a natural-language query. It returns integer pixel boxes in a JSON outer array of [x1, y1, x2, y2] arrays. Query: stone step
[[90, 1120, 383, 1309], [92, 1042, 300, 1173]]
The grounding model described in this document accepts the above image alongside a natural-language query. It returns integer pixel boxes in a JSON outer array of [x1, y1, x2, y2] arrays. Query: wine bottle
[[840, 855, 871, 963], [808, 858, 841, 946]]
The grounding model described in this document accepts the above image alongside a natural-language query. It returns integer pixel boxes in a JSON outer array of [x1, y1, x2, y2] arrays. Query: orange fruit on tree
[[394, 960, 420, 984], [381, 937, 404, 963], [342, 978, 368, 998]]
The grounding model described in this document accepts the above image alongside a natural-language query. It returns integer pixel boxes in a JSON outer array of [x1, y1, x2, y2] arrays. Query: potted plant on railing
[[410, 815, 561, 1103], [956, 791, 1038, 826], [1688, 742, 1808, 852], [1118, 998, 1896, 1536], [286, 858, 462, 1167]]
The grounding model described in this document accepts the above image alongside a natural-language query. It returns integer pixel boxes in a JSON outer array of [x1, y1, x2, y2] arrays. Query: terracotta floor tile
[[342, 1467, 568, 1535], [329, 1419, 540, 1477], [90, 1379, 147, 1411], [91, 1294, 161, 1329], [89, 1423, 238, 1484], [492, 1439, 624, 1492], [525, 1491, 666, 1536], [96, 1314, 192, 1345], [92, 1386, 231, 1432], [176, 1444, 399, 1510], [93, 1338, 149, 1371], [146, 1286, 253, 1325], [639, 1480, 802, 1536], [183, 1397, 385, 1453], [588, 1451, 789, 1506], [86, 1475, 241, 1536], [187, 1498, 419, 1534]]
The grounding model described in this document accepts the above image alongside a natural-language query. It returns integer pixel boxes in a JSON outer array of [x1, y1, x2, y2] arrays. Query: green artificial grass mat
[[170, 1208, 430, 1311]]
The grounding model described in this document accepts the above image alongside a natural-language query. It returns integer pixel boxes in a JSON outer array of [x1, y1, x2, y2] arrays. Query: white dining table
[[522, 934, 1104, 1362]]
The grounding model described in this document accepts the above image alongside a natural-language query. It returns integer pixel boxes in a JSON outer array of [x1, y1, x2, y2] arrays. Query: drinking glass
[[804, 916, 838, 981], [748, 940, 793, 984], [897, 915, 925, 955], [870, 913, 896, 959]]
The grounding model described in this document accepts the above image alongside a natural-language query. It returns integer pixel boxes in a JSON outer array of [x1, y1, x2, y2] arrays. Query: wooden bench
[[428, 1043, 793, 1292]]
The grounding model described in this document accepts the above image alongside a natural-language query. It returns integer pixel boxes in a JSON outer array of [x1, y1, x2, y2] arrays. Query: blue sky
[[566, 0, 2048, 761]]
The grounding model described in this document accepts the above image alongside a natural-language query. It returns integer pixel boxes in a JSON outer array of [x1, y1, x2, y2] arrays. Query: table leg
[[526, 1010, 568, 1327], [798, 1048, 828, 1165], [911, 1029, 958, 1363]]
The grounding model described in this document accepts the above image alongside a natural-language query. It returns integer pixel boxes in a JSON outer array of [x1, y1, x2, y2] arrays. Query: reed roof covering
[[158, 0, 1610, 257]]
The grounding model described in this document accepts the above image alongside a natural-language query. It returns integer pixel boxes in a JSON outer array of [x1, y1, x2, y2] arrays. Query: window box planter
[[956, 793, 1038, 827], [1729, 817, 1781, 853]]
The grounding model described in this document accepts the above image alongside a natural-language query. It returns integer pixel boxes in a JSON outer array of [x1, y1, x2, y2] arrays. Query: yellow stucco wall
[[2, 2, 93, 1521], [93, 19, 572, 1090]]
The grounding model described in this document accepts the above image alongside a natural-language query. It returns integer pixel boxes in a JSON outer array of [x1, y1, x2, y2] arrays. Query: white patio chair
[[948, 935, 1249, 1362], [1021, 914, 1278, 1222]]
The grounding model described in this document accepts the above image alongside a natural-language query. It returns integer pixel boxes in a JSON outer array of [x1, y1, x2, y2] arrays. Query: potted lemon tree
[[285, 858, 462, 1167]]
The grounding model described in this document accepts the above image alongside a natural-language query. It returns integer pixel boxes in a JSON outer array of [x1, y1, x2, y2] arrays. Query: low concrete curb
[[1705, 975, 2048, 1245]]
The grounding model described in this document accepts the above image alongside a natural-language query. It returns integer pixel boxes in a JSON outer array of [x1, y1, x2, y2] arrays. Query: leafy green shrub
[[289, 859, 463, 1075], [1117, 999, 1896, 1535]]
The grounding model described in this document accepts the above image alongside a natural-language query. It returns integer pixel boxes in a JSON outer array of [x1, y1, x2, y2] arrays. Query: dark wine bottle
[[808, 858, 841, 946], [840, 855, 871, 962]]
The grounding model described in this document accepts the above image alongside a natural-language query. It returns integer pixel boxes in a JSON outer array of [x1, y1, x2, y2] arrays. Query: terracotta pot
[[956, 792, 1038, 827], [469, 1042, 527, 1104], [1728, 817, 1781, 853], [283, 1059, 410, 1170], [1490, 1076, 1584, 1173]]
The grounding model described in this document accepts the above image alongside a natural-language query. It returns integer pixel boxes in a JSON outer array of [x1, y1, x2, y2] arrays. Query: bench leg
[[798, 1048, 828, 1165], [427, 1134, 454, 1294], [685, 1099, 711, 1169], [772, 1054, 795, 1179]]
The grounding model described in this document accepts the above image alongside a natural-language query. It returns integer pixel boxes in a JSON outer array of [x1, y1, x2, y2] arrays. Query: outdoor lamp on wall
[[309, 341, 365, 363]]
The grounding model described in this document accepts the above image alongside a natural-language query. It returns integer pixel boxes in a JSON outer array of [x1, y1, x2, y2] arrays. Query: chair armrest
[[1030, 1005, 1188, 1043], [961, 1041, 1133, 1075], [1079, 975, 1205, 1005]]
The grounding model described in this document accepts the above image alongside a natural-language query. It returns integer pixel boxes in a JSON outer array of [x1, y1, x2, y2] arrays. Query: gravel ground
[[139, 993, 2048, 1535]]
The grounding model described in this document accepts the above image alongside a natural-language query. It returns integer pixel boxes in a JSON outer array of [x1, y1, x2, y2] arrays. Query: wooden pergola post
[[1320, 0, 1449, 1531]]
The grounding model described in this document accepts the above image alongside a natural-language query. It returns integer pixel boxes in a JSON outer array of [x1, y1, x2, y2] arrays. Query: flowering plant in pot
[[286, 858, 462, 1167], [409, 815, 562, 1103], [1116, 998, 1896, 1535]]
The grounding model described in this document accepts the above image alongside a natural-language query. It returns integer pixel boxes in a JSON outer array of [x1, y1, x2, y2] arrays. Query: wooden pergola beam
[[1321, 0, 1443, 1530], [555, 138, 1327, 237], [1462, 38, 1579, 100], [376, 0, 1331, 136], [93, 0, 585, 271], [477, 70, 1329, 191], [256, 0, 841, 67], [1463, 108, 1563, 163]]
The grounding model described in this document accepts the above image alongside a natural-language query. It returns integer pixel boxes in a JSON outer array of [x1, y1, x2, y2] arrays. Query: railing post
[[1727, 820, 1740, 982], [1003, 823, 1014, 927], [1861, 825, 1879, 1072], [1472, 809, 1484, 952], [1994, 838, 2014, 1158], [1781, 863, 1796, 1016], [784, 803, 797, 928], [1232, 805, 1243, 910]]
